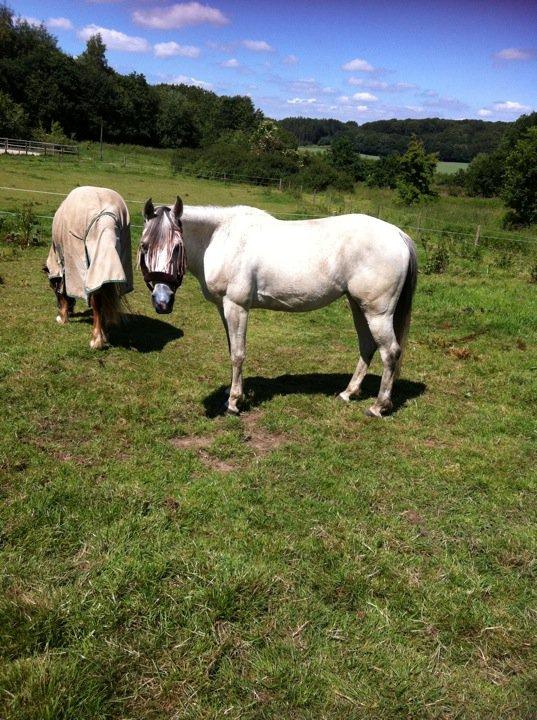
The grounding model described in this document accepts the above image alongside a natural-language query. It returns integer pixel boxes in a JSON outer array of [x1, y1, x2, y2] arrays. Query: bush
[[465, 152, 504, 197], [366, 155, 400, 189], [423, 242, 450, 274], [33, 121, 72, 145], [1, 203, 43, 247]]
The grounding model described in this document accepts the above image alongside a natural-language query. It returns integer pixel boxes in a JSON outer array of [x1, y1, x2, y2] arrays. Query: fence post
[[278, 177, 282, 191], [474, 224, 481, 247]]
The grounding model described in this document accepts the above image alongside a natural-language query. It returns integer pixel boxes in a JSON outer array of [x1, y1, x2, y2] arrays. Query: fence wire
[[0, 184, 536, 246]]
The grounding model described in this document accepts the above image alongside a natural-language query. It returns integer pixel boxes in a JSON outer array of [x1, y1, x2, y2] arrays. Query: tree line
[[0, 6, 261, 147], [279, 116, 510, 162]]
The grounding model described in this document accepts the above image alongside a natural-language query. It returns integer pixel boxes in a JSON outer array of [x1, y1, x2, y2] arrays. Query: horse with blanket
[[45, 186, 133, 348]]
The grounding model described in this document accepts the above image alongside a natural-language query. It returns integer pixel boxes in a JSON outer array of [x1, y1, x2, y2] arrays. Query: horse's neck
[[182, 207, 226, 279]]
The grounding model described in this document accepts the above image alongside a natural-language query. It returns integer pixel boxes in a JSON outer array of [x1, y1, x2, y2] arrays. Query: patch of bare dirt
[[169, 435, 212, 451], [169, 410, 288, 472], [241, 410, 288, 455]]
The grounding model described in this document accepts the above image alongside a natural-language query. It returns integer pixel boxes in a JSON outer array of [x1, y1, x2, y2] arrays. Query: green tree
[[75, 34, 116, 139], [329, 133, 365, 181], [250, 119, 297, 155], [397, 136, 438, 204], [156, 88, 200, 148], [502, 126, 537, 227], [0, 89, 29, 136]]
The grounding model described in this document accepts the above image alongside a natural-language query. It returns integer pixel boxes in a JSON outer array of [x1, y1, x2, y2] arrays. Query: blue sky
[[11, 0, 537, 123]]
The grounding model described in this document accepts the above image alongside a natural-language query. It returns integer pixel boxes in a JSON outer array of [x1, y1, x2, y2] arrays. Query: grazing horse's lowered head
[[139, 196, 186, 314]]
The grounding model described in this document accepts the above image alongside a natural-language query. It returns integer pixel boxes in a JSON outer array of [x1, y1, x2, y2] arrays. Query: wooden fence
[[0, 137, 79, 157]]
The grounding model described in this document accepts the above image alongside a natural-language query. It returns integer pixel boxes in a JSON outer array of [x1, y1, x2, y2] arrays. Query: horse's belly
[[252, 280, 342, 311]]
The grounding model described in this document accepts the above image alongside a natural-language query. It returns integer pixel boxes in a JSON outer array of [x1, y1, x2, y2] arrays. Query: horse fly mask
[[138, 197, 186, 313]]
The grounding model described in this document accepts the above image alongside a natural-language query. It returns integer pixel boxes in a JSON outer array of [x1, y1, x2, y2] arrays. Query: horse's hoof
[[225, 406, 240, 417], [56, 315, 67, 325], [90, 338, 106, 350], [365, 406, 383, 418], [338, 392, 350, 403]]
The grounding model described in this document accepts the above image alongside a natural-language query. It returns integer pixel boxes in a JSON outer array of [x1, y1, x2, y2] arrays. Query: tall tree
[[397, 136, 438, 204], [502, 126, 537, 227], [75, 33, 117, 140]]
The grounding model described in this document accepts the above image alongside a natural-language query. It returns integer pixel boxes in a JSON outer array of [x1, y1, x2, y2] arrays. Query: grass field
[[1, 151, 536, 719]]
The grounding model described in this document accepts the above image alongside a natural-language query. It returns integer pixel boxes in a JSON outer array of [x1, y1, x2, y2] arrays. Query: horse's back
[[49, 186, 132, 299]]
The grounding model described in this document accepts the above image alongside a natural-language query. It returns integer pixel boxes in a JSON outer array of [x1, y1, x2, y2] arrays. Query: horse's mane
[[182, 205, 272, 224]]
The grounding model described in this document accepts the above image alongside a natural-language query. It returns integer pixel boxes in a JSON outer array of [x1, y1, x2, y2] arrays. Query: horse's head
[[138, 196, 186, 314]]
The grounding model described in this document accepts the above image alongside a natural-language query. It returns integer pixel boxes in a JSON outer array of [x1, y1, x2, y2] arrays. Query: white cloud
[[133, 2, 229, 30], [206, 40, 235, 53], [78, 25, 150, 52], [242, 39, 274, 52], [352, 92, 378, 102], [494, 47, 535, 61], [287, 97, 317, 105], [283, 54, 298, 65], [338, 95, 350, 103], [154, 41, 200, 58], [17, 16, 41, 27], [493, 100, 531, 112], [348, 78, 417, 92], [355, 105, 369, 113], [342, 57, 375, 72], [171, 74, 213, 90], [47, 17, 73, 30], [221, 58, 240, 68], [478, 108, 493, 117], [349, 78, 387, 89]]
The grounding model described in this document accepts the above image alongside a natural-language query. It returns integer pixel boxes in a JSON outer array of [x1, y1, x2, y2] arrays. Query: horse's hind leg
[[219, 297, 249, 415], [363, 312, 401, 417], [89, 292, 108, 350], [339, 298, 377, 402]]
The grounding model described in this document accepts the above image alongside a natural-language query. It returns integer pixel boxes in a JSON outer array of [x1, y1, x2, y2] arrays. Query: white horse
[[139, 198, 417, 417]]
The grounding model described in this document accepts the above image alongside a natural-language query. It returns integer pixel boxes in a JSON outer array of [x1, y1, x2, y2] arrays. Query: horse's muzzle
[[151, 283, 175, 314]]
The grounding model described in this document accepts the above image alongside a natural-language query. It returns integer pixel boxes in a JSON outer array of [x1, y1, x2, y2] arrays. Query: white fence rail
[[0, 137, 79, 157]]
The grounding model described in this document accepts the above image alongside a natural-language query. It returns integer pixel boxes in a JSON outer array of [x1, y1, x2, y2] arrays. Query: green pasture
[[1, 152, 536, 719]]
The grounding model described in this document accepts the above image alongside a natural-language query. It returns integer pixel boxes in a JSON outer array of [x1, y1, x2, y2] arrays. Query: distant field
[[436, 161, 469, 174], [299, 146, 469, 174]]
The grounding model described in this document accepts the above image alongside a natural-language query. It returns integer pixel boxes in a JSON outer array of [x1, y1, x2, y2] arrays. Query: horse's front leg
[[48, 277, 71, 325], [89, 292, 108, 350], [219, 297, 249, 415]]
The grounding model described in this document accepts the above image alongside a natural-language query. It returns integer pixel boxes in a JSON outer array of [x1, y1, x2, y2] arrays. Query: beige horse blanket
[[46, 186, 133, 300]]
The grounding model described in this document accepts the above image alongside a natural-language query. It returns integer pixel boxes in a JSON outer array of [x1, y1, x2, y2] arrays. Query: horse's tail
[[393, 232, 418, 379], [95, 284, 126, 327]]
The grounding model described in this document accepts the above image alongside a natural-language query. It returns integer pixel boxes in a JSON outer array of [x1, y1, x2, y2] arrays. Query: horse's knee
[[231, 351, 245, 367]]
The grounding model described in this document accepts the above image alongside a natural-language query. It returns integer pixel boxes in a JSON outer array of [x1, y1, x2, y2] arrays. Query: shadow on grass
[[108, 314, 183, 353], [203, 372, 426, 417], [69, 310, 182, 352]]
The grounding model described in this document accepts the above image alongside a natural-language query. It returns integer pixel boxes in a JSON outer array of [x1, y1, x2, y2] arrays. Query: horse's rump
[[46, 186, 133, 301]]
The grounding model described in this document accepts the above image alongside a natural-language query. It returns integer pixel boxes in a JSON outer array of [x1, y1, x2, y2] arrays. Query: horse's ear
[[143, 198, 155, 220], [173, 196, 183, 220]]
